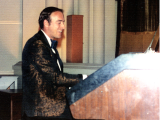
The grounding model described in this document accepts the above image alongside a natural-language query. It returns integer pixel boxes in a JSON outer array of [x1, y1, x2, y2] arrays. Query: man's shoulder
[[30, 31, 43, 41], [26, 31, 44, 45]]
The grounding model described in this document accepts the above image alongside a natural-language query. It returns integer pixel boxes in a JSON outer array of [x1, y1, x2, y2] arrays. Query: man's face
[[46, 11, 65, 39]]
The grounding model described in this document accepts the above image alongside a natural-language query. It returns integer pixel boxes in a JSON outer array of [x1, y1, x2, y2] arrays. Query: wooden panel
[[0, 90, 22, 120], [70, 70, 159, 120], [67, 15, 83, 63], [119, 31, 155, 55], [12, 95, 22, 120], [0, 94, 11, 120]]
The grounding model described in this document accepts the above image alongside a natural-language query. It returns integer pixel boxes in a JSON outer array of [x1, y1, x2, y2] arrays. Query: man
[[22, 7, 83, 120]]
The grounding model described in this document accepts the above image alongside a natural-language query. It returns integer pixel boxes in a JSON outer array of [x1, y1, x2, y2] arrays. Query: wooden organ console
[[66, 53, 160, 120]]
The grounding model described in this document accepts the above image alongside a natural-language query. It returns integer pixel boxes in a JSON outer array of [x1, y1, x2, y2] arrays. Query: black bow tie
[[51, 40, 58, 49]]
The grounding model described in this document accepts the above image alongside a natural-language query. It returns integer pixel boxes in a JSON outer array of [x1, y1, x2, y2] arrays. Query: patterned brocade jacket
[[22, 30, 82, 118]]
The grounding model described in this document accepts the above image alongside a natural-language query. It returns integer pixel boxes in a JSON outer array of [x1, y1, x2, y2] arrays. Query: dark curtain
[[122, 0, 159, 32]]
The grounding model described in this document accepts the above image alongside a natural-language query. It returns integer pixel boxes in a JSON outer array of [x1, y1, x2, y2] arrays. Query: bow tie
[[51, 40, 58, 49]]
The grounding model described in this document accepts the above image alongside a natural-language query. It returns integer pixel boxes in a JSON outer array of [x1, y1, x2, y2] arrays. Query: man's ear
[[44, 20, 49, 27]]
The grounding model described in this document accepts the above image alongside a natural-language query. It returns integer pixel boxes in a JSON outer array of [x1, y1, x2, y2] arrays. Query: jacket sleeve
[[24, 40, 82, 88]]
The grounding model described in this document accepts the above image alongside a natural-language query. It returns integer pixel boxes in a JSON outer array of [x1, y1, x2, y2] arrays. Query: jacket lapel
[[37, 30, 63, 72]]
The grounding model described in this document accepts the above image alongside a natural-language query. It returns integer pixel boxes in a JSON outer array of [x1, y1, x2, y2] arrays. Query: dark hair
[[38, 7, 63, 29]]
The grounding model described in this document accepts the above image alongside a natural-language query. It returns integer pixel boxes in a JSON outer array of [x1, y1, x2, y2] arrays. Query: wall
[[0, 0, 117, 75], [0, 0, 22, 75]]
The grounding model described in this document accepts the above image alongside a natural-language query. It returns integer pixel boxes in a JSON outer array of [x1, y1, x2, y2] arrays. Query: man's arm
[[28, 40, 82, 87]]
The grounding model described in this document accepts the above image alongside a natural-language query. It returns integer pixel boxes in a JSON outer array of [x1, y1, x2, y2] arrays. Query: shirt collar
[[41, 29, 56, 54], [41, 29, 51, 47]]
